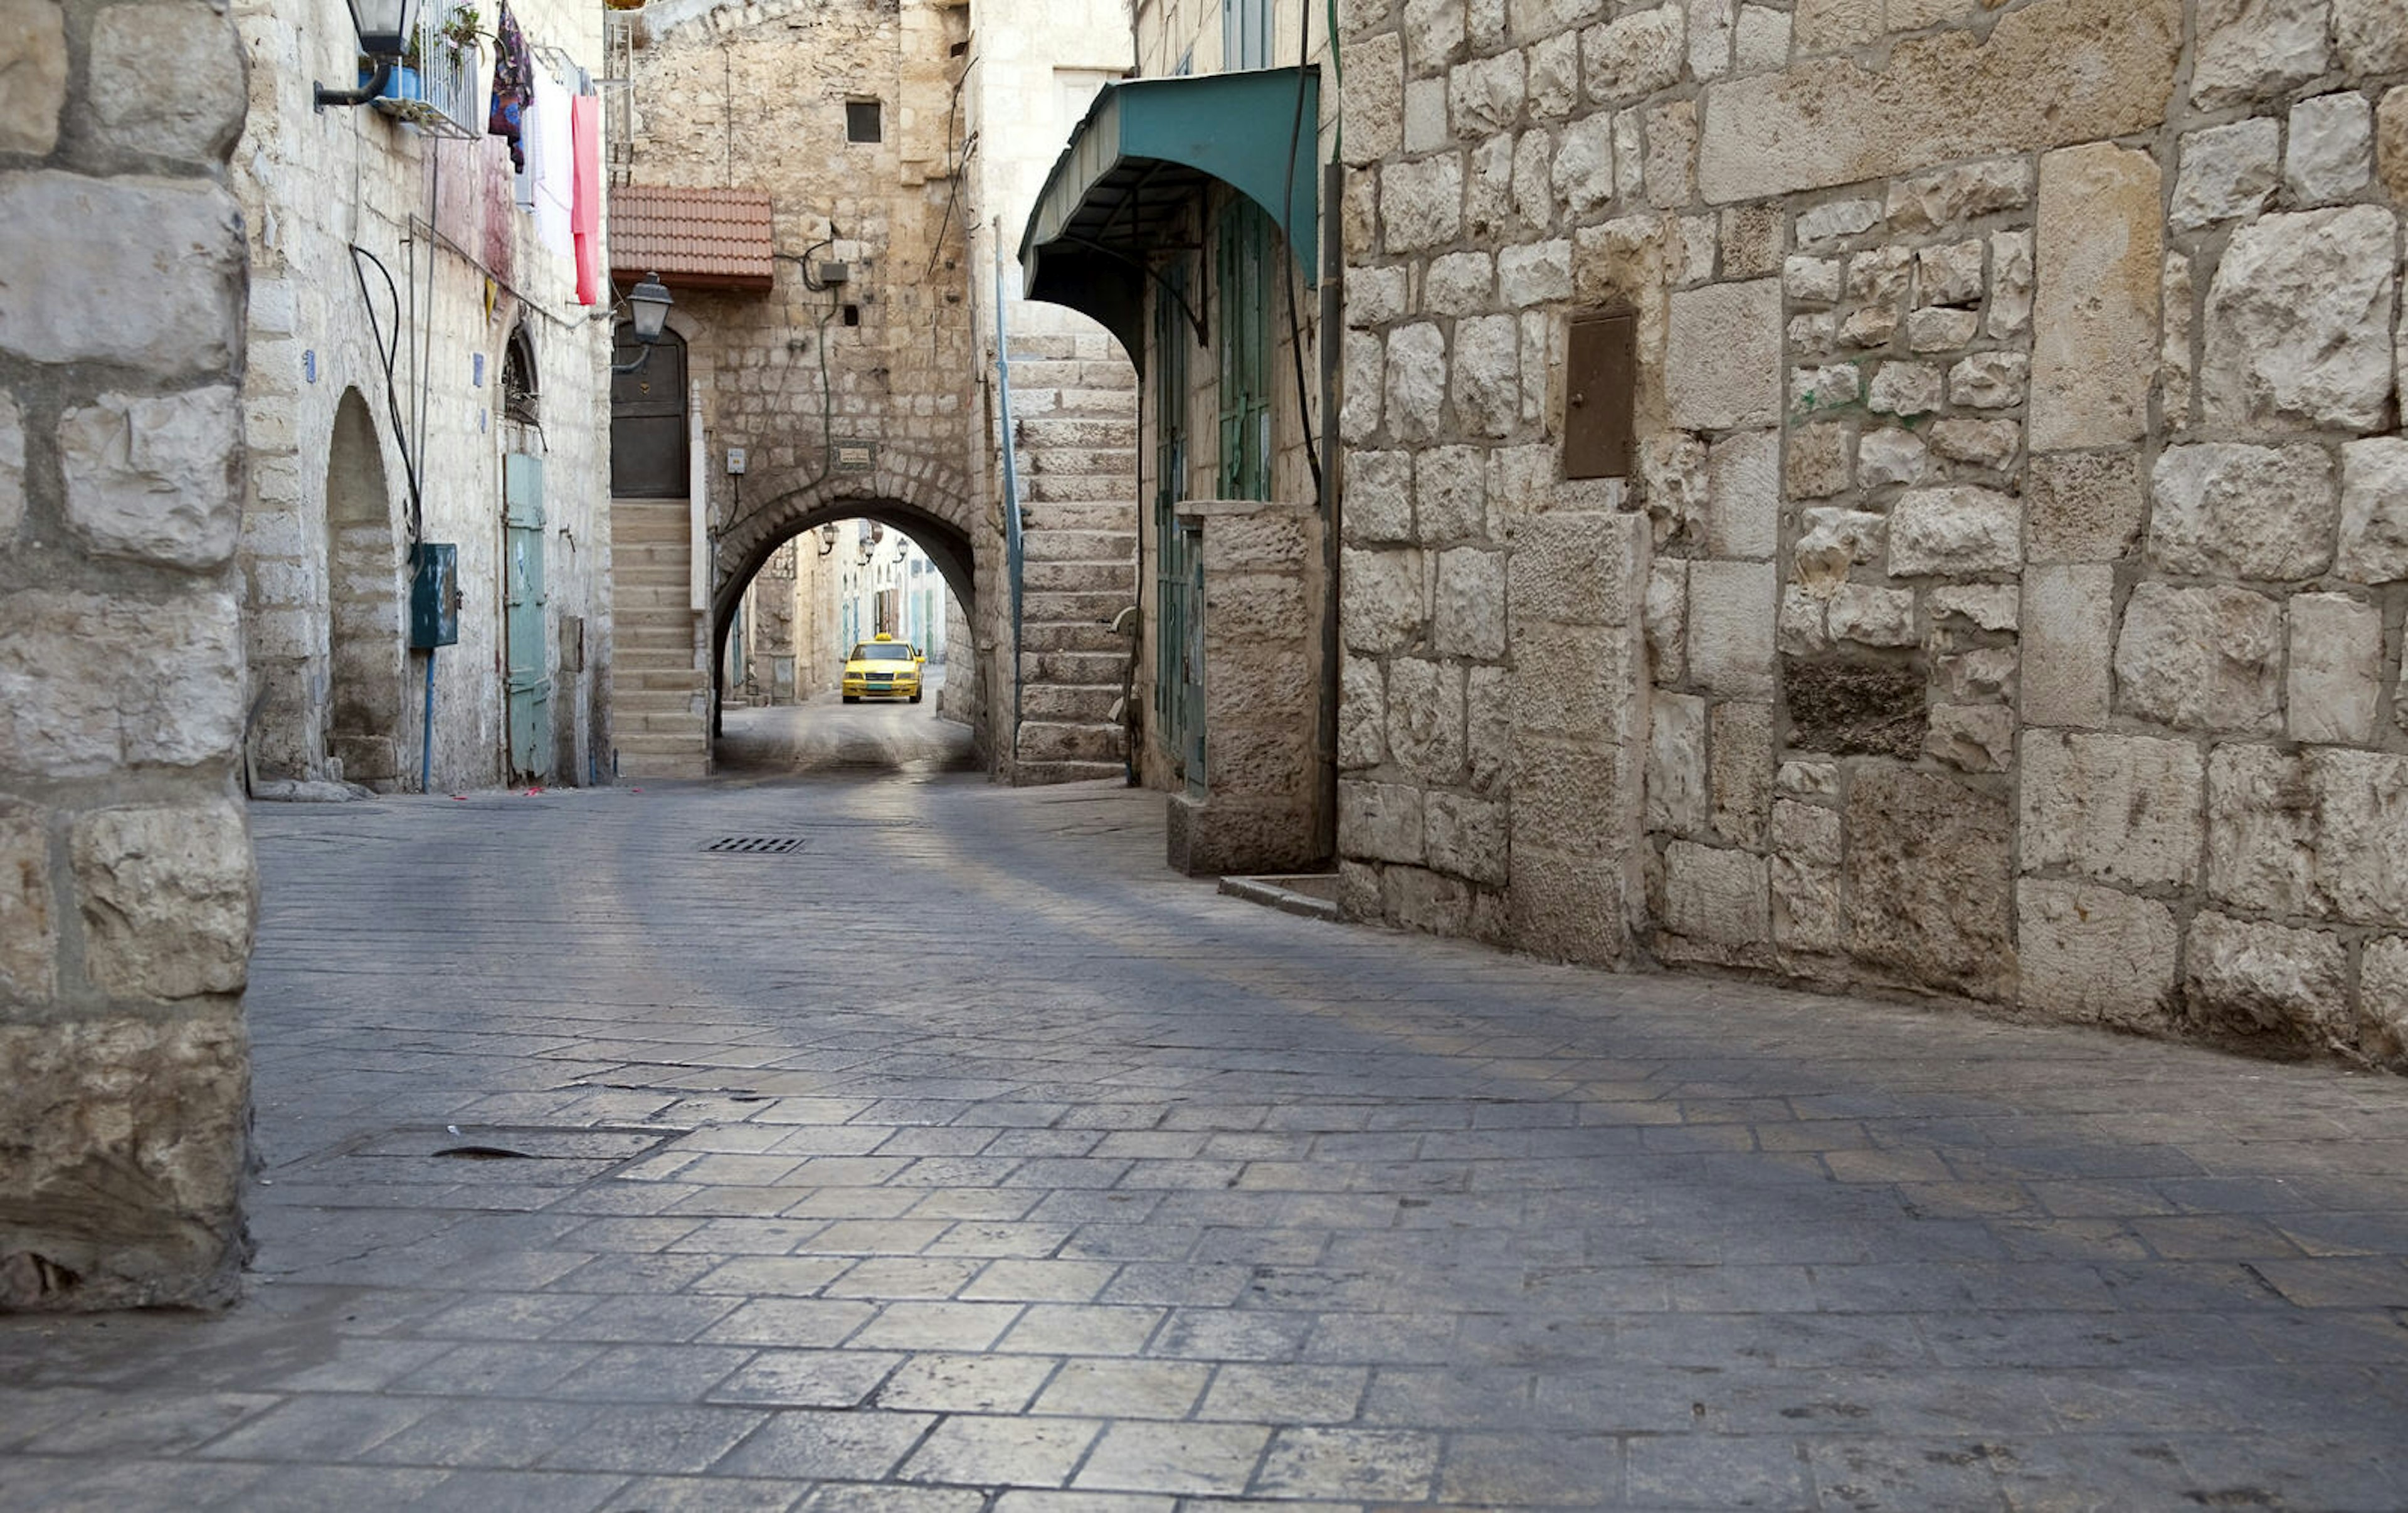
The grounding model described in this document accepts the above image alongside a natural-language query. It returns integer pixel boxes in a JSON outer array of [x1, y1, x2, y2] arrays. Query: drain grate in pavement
[[702, 835, 807, 854]]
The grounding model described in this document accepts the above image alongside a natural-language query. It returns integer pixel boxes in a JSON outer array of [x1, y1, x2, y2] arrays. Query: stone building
[[1, 0, 257, 1307], [605, 0, 1140, 780], [1332, 0, 2408, 1062], [231, 0, 618, 793], [1013, 0, 1343, 868]]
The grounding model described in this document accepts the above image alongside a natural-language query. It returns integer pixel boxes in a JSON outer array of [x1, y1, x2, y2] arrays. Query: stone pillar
[[0, 0, 255, 1309]]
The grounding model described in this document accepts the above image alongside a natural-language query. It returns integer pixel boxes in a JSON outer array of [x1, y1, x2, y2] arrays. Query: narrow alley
[[4, 751, 2408, 1509]]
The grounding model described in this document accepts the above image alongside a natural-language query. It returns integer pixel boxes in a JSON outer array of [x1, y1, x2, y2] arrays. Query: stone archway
[[324, 389, 405, 787]]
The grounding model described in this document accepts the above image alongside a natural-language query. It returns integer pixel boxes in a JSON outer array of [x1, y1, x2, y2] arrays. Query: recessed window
[[845, 100, 882, 143], [842, 304, 861, 327]]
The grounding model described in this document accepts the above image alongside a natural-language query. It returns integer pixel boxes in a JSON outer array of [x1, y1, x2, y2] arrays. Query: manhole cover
[[702, 835, 806, 854]]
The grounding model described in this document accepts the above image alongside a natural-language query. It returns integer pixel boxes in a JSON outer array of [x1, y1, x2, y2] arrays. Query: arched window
[[610, 324, 689, 497], [501, 324, 539, 425]]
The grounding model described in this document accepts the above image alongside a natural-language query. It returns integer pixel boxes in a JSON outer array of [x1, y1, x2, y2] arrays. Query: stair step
[[1015, 719, 1126, 763], [1009, 758, 1127, 785], [1022, 529, 1134, 563], [1018, 621, 1134, 654], [1019, 649, 1129, 683]]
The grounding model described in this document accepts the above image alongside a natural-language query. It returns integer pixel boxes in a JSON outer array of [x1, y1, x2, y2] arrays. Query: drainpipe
[[688, 380, 714, 740], [1315, 158, 1344, 865], [993, 218, 1027, 765]]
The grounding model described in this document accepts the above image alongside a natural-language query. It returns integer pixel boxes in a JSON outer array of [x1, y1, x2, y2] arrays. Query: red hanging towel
[[571, 93, 603, 306]]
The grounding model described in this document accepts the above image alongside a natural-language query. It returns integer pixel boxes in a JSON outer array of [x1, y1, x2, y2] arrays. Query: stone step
[[613, 731, 708, 757], [1020, 590, 1138, 623], [1022, 529, 1134, 563], [1020, 682, 1124, 721], [1022, 504, 1139, 535], [1018, 620, 1134, 655], [615, 752, 710, 780], [1017, 418, 1136, 449], [1020, 649, 1128, 684], [1024, 449, 1135, 478], [613, 667, 707, 690], [1010, 758, 1127, 786], [1023, 475, 1135, 506], [611, 506, 693, 538], [1015, 719, 1126, 763], [1022, 560, 1138, 595]]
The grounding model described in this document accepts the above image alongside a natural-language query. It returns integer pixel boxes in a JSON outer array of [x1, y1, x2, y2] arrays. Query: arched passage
[[324, 388, 404, 787]]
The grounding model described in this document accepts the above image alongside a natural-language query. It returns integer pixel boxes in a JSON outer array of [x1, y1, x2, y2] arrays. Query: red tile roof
[[610, 184, 776, 290]]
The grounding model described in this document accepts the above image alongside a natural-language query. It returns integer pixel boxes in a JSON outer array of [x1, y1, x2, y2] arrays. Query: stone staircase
[[607, 498, 711, 780], [1006, 329, 1139, 785]]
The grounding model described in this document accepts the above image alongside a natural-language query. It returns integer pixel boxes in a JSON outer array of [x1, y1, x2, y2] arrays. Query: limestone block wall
[[1335, 0, 2408, 1064], [231, 0, 614, 792], [0, 0, 256, 1306]]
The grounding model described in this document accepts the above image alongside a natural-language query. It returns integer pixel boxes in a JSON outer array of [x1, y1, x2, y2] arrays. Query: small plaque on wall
[[832, 440, 877, 473], [1563, 312, 1637, 480]]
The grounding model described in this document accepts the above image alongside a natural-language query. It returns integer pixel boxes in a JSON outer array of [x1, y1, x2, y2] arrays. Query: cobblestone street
[[6, 750, 2408, 1510]]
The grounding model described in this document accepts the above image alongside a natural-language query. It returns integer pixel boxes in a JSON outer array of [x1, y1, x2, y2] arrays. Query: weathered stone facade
[[231, 0, 616, 792], [1, 0, 256, 1306], [1336, 0, 2408, 1066]]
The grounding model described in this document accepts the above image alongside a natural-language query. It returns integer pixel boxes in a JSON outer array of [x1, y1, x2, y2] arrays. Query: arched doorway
[[324, 389, 404, 787]]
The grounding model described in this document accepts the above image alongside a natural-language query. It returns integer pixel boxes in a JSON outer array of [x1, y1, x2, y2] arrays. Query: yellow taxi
[[841, 634, 924, 703]]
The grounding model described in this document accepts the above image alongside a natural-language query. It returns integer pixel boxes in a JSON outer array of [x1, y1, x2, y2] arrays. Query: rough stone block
[[1906, 307, 1980, 353], [1512, 733, 1631, 858], [1338, 657, 1386, 770], [1666, 279, 1782, 430], [1928, 585, 2017, 632], [1826, 584, 1914, 647], [90, 0, 245, 161], [1340, 778, 1427, 865], [1888, 486, 2020, 576], [2185, 911, 2349, 1044], [1706, 429, 1779, 560], [2206, 742, 2314, 916], [1387, 864, 1475, 935], [1948, 351, 2029, 410], [0, 392, 21, 543], [0, 804, 53, 1000], [2202, 206, 2399, 435], [2031, 142, 2160, 448], [1709, 699, 1773, 846], [71, 800, 253, 1001], [0, 0, 68, 155], [2287, 592, 2384, 746], [1685, 560, 1776, 697], [1508, 842, 1630, 968], [1425, 252, 1495, 316], [2337, 437, 2408, 584], [1552, 113, 1619, 219], [0, 173, 243, 373], [1663, 839, 1770, 947], [2021, 729, 2204, 888], [1425, 792, 1508, 887], [1381, 154, 1465, 253], [1340, 547, 1426, 654], [2382, 88, 2408, 203], [1511, 511, 1639, 628], [1770, 854, 1842, 953], [1868, 362, 1943, 418], [2191, 0, 2331, 109], [1785, 421, 1854, 499], [2021, 565, 2115, 728], [1857, 428, 1929, 491], [1929, 420, 2020, 472], [1341, 32, 1404, 165], [1385, 657, 1468, 786], [1696, 0, 2179, 203], [2169, 119, 2280, 230], [2027, 450, 2143, 563], [2286, 92, 2375, 203], [1845, 765, 2013, 999], [1924, 704, 2013, 773], [2311, 748, 2408, 925], [1583, 4, 1685, 104], [1785, 658, 1926, 759], [1347, 450, 1413, 544], [1416, 445, 1487, 541], [2362, 936, 2408, 1068], [1452, 314, 1522, 438], [1770, 796, 1840, 866], [2017, 879, 2178, 1027], [0, 1007, 249, 1309], [1647, 560, 1687, 681], [1384, 323, 1448, 442], [1648, 690, 1708, 834], [1497, 240, 1573, 307], [0, 588, 243, 777], [1432, 549, 1508, 660], [1886, 158, 2032, 234], [1988, 230, 2034, 340], [2114, 583, 2284, 734], [1467, 664, 1510, 794], [2147, 442, 2336, 580], [59, 386, 242, 570]]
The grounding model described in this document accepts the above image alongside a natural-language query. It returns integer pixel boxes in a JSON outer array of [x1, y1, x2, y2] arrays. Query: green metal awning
[[1018, 66, 1321, 365]]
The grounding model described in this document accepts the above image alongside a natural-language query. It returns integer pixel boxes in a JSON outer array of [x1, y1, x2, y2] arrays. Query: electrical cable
[[348, 245, 426, 550], [1279, 3, 1321, 497]]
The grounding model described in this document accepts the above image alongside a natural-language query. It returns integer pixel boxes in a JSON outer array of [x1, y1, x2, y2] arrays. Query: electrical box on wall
[[409, 543, 460, 649], [1563, 311, 1637, 480], [726, 447, 747, 475]]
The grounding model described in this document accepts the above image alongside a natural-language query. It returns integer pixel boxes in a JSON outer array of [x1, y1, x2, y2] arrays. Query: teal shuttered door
[[504, 452, 552, 781]]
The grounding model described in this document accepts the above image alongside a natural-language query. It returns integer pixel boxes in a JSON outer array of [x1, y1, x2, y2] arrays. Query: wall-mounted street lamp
[[315, 0, 423, 110], [610, 274, 675, 374], [816, 523, 839, 556]]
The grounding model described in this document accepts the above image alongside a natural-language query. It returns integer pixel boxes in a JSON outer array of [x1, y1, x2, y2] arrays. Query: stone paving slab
[[3, 768, 2408, 1509]]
